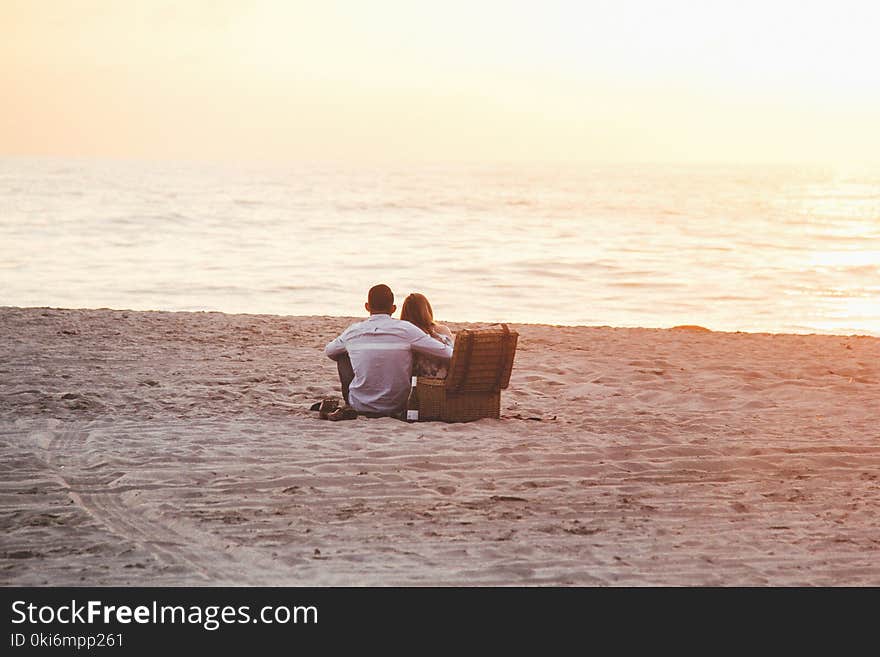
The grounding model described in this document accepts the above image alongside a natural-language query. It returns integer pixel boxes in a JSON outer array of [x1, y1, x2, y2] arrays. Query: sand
[[1, 306, 879, 586]]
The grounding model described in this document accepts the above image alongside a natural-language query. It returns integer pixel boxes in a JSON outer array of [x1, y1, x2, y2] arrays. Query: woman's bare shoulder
[[434, 323, 453, 337]]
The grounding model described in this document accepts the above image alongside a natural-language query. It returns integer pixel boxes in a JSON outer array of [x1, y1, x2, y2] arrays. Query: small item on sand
[[313, 398, 340, 419], [326, 406, 358, 421]]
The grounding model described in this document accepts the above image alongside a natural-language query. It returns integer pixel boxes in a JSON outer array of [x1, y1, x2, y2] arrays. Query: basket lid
[[446, 324, 518, 393]]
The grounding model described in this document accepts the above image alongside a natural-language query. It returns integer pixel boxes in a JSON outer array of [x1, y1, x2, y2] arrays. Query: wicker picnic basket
[[417, 325, 518, 422]]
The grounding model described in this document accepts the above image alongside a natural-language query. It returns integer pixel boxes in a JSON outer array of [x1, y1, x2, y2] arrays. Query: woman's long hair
[[400, 293, 438, 338]]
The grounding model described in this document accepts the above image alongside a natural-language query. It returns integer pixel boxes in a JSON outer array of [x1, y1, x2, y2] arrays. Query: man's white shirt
[[324, 314, 453, 414]]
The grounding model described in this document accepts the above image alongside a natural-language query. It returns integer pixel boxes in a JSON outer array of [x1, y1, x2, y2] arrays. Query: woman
[[400, 293, 454, 378]]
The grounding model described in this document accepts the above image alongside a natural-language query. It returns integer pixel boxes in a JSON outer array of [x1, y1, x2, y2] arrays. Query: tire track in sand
[[32, 421, 280, 585]]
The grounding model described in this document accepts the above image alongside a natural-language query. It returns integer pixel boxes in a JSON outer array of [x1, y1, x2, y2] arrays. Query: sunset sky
[[3, 0, 880, 165]]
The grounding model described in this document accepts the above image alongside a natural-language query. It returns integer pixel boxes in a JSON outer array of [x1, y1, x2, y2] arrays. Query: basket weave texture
[[417, 326, 518, 422]]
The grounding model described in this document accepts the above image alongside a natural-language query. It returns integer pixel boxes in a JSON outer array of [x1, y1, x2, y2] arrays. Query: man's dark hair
[[368, 284, 394, 313]]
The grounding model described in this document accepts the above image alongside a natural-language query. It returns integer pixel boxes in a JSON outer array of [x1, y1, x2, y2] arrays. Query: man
[[324, 284, 453, 418]]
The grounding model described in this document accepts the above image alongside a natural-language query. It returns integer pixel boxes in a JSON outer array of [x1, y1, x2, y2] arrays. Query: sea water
[[1, 158, 878, 335]]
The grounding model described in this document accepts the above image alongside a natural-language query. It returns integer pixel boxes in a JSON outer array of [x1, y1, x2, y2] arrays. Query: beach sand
[[1, 306, 878, 586]]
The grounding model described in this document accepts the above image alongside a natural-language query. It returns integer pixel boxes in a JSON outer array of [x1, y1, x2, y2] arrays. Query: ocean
[[1, 158, 878, 335]]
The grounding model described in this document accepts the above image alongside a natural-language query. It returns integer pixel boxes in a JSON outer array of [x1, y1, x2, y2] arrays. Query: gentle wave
[[1, 158, 878, 336]]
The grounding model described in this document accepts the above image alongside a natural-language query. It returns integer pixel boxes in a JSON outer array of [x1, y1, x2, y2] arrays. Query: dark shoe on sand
[[327, 406, 358, 421], [316, 398, 340, 419]]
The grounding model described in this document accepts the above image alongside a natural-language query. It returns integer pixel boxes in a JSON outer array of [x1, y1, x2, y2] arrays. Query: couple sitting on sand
[[318, 284, 454, 421]]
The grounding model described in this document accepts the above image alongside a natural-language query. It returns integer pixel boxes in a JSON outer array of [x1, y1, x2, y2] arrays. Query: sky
[[2, 0, 880, 166]]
